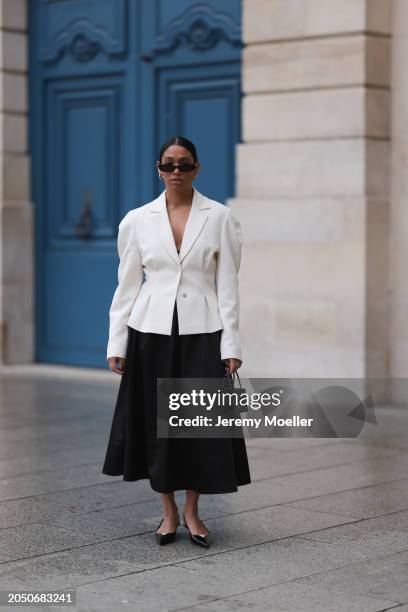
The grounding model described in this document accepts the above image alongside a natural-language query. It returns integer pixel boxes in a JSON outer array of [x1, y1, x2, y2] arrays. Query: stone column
[[0, 0, 33, 363], [390, 0, 408, 402], [228, 0, 391, 380]]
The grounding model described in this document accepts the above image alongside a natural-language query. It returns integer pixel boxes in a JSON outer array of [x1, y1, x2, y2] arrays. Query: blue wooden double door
[[29, 0, 242, 367]]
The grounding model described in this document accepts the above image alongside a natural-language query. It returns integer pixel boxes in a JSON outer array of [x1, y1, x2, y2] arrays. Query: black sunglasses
[[158, 163, 196, 173]]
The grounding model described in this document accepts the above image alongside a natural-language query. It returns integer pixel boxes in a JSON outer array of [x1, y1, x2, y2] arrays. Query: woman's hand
[[223, 358, 242, 375], [108, 357, 125, 375]]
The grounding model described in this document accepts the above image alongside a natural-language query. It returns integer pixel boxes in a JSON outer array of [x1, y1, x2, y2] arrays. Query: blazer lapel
[[150, 187, 210, 264]]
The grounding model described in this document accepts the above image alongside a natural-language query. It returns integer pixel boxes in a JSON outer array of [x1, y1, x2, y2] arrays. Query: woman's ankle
[[164, 503, 179, 517], [183, 506, 199, 518]]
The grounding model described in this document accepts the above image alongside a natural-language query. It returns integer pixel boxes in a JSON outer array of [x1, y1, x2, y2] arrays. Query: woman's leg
[[183, 489, 209, 535], [156, 491, 180, 534]]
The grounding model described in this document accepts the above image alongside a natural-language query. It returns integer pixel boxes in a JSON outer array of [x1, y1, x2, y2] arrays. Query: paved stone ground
[[0, 367, 408, 611]]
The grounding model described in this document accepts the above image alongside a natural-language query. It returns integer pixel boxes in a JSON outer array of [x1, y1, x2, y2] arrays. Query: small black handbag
[[221, 369, 248, 415]]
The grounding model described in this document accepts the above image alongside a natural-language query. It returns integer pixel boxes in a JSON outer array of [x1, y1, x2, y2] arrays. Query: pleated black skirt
[[102, 301, 251, 494]]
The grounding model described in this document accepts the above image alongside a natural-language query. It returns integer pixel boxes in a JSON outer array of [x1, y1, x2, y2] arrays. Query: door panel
[[47, 77, 122, 239], [158, 65, 241, 202]]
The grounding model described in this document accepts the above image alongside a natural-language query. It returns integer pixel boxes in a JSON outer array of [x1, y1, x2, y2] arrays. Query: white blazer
[[106, 186, 243, 362]]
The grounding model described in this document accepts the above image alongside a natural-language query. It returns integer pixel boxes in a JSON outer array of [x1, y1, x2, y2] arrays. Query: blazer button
[[182, 293, 187, 297]]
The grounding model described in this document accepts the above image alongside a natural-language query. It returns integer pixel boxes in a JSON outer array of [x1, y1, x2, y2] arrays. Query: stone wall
[[390, 0, 408, 403]]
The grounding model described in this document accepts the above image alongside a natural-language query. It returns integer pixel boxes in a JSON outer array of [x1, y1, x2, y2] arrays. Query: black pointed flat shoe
[[155, 517, 179, 545], [182, 513, 210, 548]]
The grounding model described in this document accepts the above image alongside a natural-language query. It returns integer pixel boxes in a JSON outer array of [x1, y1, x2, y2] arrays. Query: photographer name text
[[168, 415, 314, 429]]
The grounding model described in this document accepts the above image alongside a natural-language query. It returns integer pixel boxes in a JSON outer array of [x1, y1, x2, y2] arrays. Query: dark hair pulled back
[[158, 136, 198, 163]]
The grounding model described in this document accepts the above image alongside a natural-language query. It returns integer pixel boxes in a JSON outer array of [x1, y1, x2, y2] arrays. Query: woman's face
[[156, 145, 199, 192]]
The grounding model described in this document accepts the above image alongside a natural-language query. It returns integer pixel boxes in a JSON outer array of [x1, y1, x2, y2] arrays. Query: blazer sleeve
[[106, 213, 144, 360], [215, 207, 243, 361]]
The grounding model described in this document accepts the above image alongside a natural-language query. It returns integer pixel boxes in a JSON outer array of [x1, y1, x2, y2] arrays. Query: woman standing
[[102, 136, 251, 548]]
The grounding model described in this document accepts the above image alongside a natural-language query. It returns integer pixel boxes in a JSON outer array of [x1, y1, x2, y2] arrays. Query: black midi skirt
[[102, 301, 251, 494]]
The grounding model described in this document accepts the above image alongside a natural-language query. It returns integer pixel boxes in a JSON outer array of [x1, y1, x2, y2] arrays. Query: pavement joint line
[[0, 507, 364, 539], [245, 440, 408, 454], [276, 503, 363, 520], [3, 493, 407, 541], [252, 475, 408, 504], [0, 365, 117, 382], [0, 438, 408, 486], [0, 506, 372, 562], [0, 461, 114, 480], [0, 496, 359, 534], [5, 501, 408, 566], [294, 531, 406, 552], [2, 470, 408, 517], [249, 453, 408, 481], [2, 443, 408, 489]]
